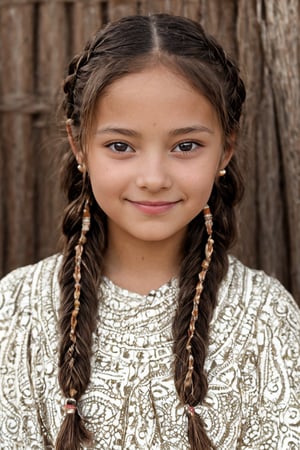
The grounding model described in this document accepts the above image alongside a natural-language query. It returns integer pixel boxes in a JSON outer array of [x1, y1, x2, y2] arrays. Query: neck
[[103, 230, 184, 295]]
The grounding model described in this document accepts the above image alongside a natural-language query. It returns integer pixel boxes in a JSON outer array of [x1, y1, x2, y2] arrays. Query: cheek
[[88, 164, 127, 207], [88, 169, 110, 202], [181, 169, 216, 196]]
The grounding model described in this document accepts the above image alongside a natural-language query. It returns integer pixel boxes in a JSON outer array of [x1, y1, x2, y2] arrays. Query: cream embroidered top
[[0, 254, 299, 449]]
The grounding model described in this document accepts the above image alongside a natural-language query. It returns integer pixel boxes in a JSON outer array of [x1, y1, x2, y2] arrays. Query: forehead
[[93, 65, 221, 132], [100, 64, 203, 103]]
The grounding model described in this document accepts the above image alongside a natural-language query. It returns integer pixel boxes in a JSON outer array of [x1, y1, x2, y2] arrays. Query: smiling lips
[[127, 200, 181, 214]]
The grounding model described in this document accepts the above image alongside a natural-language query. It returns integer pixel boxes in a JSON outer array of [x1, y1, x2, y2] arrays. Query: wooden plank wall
[[0, 0, 299, 304]]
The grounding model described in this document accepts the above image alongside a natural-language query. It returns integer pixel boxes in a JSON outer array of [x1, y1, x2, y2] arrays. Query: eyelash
[[106, 140, 203, 154], [107, 142, 133, 153], [173, 141, 202, 153]]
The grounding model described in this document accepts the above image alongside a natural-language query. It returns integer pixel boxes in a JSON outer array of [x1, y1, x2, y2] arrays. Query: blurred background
[[0, 0, 299, 304]]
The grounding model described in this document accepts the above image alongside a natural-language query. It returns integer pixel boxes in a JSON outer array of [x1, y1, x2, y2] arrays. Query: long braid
[[56, 170, 106, 449], [56, 199, 93, 449], [57, 49, 107, 446], [55, 24, 109, 448], [173, 217, 217, 450]]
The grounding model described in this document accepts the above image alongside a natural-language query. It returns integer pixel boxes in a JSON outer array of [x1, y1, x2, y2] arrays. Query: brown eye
[[109, 142, 131, 152], [178, 142, 194, 151], [173, 141, 200, 152]]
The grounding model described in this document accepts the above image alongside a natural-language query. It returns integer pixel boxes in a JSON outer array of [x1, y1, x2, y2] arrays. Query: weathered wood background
[[0, 0, 299, 304]]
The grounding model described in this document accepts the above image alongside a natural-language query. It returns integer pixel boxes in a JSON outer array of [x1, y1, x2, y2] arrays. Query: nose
[[135, 153, 172, 192]]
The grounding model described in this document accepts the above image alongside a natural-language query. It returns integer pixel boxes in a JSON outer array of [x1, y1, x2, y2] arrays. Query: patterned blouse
[[0, 254, 299, 449]]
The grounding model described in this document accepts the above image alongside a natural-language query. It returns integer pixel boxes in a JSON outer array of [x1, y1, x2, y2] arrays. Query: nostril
[[135, 172, 172, 191]]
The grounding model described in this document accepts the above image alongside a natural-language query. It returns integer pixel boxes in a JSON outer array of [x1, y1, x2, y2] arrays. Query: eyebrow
[[96, 125, 214, 137], [96, 127, 139, 137], [170, 126, 214, 136]]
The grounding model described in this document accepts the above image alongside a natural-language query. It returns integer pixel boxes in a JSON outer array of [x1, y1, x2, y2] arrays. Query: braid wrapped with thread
[[184, 205, 214, 395], [57, 14, 245, 450]]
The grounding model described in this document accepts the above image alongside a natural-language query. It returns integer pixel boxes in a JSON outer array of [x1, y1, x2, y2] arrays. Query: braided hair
[[56, 14, 246, 450]]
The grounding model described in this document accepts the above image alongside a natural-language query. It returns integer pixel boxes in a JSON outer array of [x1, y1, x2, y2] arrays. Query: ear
[[66, 120, 84, 164], [220, 146, 234, 170], [219, 133, 235, 171]]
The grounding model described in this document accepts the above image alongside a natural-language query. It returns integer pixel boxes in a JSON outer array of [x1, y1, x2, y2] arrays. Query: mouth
[[127, 200, 181, 214]]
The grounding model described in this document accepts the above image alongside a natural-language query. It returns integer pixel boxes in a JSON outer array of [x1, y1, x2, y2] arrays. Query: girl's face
[[80, 65, 231, 247]]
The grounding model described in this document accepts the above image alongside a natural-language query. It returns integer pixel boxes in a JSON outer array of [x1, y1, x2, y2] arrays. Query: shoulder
[[0, 253, 62, 287], [215, 258, 300, 447], [199, 258, 299, 447], [0, 255, 62, 447], [222, 255, 299, 320], [211, 255, 300, 356], [0, 254, 62, 321]]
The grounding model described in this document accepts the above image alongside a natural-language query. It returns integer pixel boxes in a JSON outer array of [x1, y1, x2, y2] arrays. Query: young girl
[[0, 14, 299, 450]]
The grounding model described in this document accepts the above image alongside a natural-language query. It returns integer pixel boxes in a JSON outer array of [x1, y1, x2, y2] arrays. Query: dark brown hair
[[57, 14, 245, 450]]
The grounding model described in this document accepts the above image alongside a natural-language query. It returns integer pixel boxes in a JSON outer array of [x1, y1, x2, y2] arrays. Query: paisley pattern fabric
[[0, 254, 299, 449]]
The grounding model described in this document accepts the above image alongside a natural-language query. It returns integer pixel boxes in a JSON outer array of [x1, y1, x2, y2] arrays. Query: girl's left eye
[[107, 142, 133, 153], [173, 141, 200, 152]]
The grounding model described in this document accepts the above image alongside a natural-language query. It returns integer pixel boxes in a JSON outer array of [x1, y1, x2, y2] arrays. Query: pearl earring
[[77, 163, 86, 173], [219, 169, 226, 176]]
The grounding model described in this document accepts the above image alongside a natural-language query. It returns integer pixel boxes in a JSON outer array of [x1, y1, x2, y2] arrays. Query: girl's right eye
[[107, 142, 133, 153]]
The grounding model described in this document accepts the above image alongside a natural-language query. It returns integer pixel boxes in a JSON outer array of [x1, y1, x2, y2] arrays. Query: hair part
[[57, 13, 246, 450]]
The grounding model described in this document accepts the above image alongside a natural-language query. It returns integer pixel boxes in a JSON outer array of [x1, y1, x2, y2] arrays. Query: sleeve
[[239, 277, 300, 449], [0, 267, 46, 449]]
